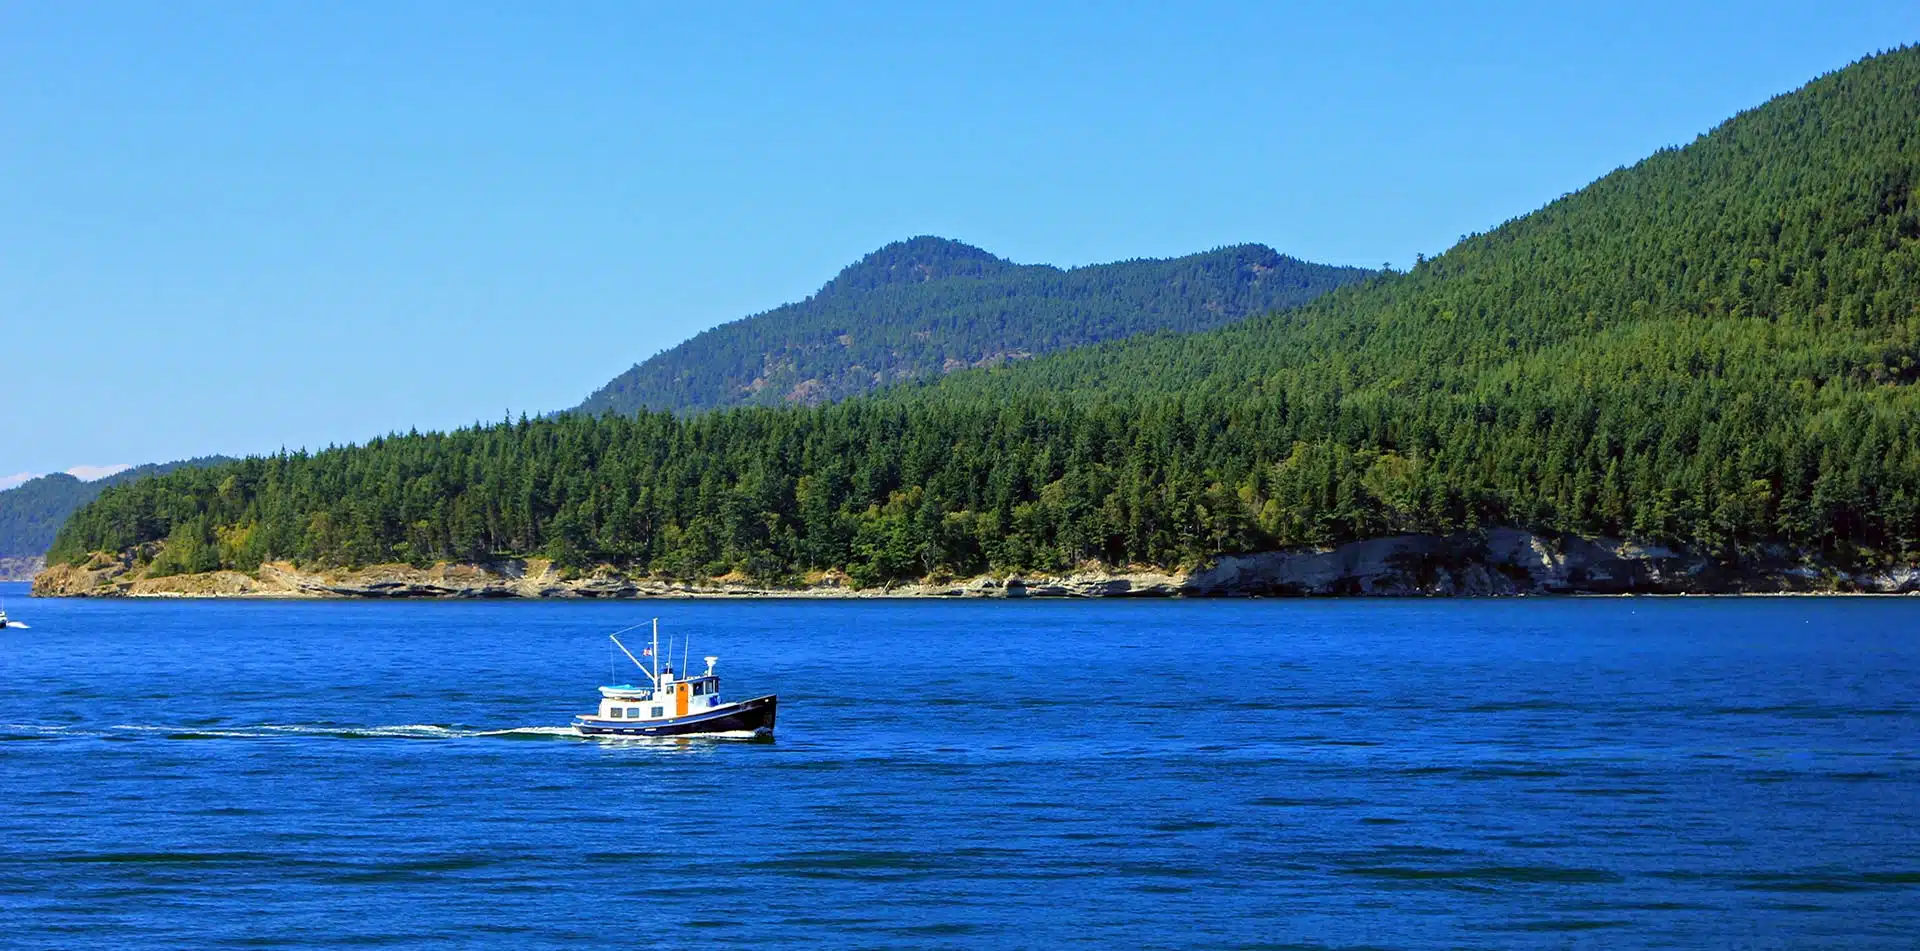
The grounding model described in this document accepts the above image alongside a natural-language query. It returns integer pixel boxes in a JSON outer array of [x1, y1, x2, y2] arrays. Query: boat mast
[[605, 618, 663, 688], [609, 633, 657, 687]]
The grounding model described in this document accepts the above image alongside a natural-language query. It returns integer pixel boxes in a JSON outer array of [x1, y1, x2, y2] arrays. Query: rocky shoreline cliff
[[30, 529, 1920, 599]]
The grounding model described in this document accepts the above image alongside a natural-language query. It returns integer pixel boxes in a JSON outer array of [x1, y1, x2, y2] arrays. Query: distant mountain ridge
[[574, 237, 1372, 415], [0, 457, 233, 560]]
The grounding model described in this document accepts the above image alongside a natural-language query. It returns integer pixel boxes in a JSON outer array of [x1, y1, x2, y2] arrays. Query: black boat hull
[[574, 695, 777, 738]]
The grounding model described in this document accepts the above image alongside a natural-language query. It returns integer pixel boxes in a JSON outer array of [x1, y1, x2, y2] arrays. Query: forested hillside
[[0, 458, 231, 559], [48, 48, 1920, 586], [574, 238, 1372, 414]]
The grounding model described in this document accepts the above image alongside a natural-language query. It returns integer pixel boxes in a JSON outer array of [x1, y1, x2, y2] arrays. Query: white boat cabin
[[591, 655, 725, 723]]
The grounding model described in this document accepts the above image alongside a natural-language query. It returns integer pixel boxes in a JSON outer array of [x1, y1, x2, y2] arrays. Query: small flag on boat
[[642, 647, 652, 655]]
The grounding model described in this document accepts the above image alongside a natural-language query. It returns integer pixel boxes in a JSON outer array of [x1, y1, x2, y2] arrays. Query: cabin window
[[609, 708, 623, 719], [692, 682, 704, 696], [626, 707, 640, 718], [651, 706, 664, 718], [666, 684, 674, 694]]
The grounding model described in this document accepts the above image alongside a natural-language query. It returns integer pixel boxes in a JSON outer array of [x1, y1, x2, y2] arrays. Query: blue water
[[2, 584, 1917, 948]]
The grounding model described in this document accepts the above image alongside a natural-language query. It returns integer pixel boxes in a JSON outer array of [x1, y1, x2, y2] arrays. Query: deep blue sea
[[2, 583, 1917, 949]]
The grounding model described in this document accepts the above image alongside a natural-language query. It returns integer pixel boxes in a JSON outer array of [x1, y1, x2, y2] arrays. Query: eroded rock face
[[1181, 530, 1862, 596], [29, 530, 1920, 599], [1856, 566, 1920, 593], [32, 552, 139, 597]]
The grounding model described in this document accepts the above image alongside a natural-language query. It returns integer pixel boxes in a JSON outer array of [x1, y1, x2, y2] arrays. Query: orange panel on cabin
[[676, 686, 689, 718]]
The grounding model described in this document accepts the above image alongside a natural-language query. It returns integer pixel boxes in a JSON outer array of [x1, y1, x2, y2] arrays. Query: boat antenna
[[682, 635, 690, 683]]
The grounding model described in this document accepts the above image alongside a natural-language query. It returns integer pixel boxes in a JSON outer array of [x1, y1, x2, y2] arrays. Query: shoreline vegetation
[[0, 457, 234, 571], [33, 529, 1920, 599]]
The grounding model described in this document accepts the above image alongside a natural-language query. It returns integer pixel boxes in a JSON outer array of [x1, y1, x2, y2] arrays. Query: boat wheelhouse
[[573, 620, 776, 738]]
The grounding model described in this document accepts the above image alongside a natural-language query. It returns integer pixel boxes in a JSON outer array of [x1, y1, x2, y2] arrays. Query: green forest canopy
[[50, 47, 1920, 585], [573, 238, 1372, 415]]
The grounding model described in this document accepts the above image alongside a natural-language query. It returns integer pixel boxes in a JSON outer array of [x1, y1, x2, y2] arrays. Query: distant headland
[[0, 556, 44, 583]]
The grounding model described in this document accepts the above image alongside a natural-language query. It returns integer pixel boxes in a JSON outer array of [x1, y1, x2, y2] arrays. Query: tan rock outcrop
[[31, 530, 1920, 599]]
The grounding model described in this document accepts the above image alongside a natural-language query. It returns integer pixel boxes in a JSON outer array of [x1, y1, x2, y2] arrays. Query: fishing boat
[[573, 620, 776, 738]]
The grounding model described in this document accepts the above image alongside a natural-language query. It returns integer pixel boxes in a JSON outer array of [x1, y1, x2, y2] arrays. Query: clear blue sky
[[2, 2, 1915, 481]]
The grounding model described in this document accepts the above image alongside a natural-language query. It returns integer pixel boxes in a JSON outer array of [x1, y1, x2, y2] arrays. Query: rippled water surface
[[2, 584, 1918, 948]]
